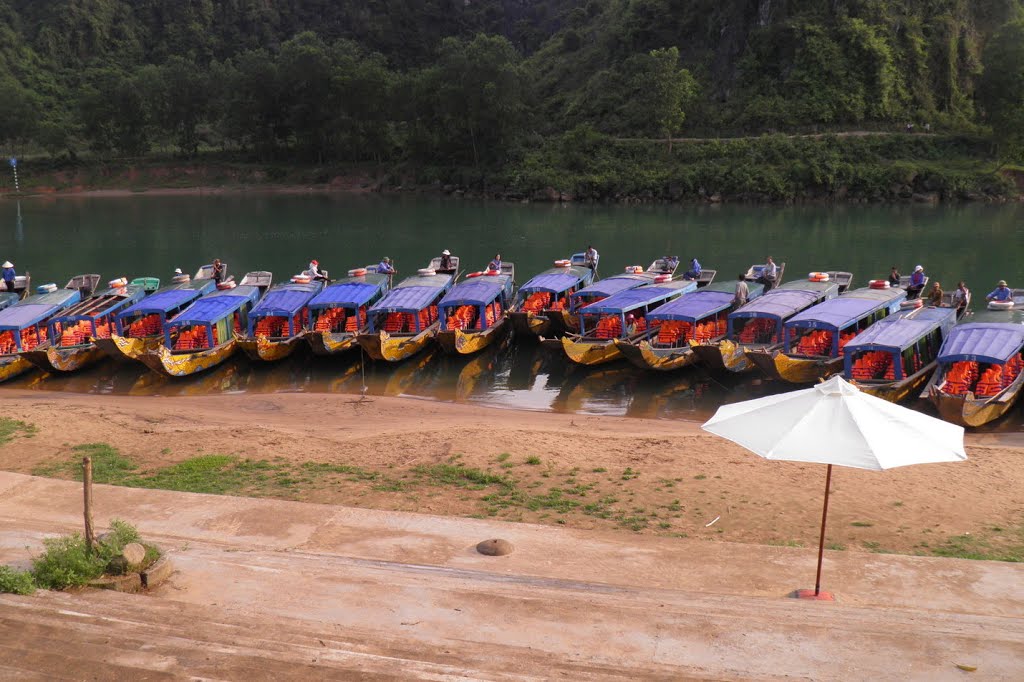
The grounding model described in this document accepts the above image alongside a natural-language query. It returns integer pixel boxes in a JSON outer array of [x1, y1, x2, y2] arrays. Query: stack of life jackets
[[446, 305, 477, 330], [656, 320, 690, 346], [942, 361, 979, 395], [737, 318, 776, 344], [795, 330, 833, 357], [59, 320, 95, 347], [520, 292, 551, 314], [173, 325, 218, 351], [850, 351, 894, 381], [126, 313, 161, 338]]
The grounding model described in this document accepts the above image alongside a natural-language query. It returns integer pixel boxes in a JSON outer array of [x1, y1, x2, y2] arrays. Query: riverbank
[[3, 133, 1021, 204], [1, 390, 1020, 561]]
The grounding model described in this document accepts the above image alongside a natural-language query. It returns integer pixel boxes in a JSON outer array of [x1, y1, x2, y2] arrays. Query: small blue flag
[[8, 158, 15, 168]]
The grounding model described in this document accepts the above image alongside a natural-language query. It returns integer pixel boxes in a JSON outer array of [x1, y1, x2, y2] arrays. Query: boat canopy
[[730, 289, 822, 321], [579, 281, 697, 316], [844, 307, 956, 355], [648, 290, 734, 323], [309, 277, 388, 310], [785, 287, 906, 332], [519, 270, 587, 294], [249, 282, 322, 318], [169, 286, 260, 327], [117, 288, 204, 320], [937, 323, 1024, 365], [0, 289, 82, 331], [572, 275, 647, 300], [372, 276, 450, 314], [50, 288, 145, 324], [440, 278, 508, 308]]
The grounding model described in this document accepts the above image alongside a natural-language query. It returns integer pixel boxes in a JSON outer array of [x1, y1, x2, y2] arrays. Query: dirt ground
[[2, 390, 1022, 559]]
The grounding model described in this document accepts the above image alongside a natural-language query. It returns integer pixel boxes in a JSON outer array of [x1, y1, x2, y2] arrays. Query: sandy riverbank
[[1, 390, 1021, 558]]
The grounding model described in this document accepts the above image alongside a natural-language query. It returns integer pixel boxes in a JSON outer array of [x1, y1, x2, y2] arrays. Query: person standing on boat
[[906, 265, 926, 299], [585, 245, 599, 272], [888, 266, 901, 287], [951, 281, 970, 313], [376, 257, 396, 275], [683, 257, 701, 280], [437, 250, 455, 274], [488, 253, 502, 272], [1, 261, 15, 293], [759, 257, 778, 291], [212, 259, 225, 285], [928, 282, 943, 306], [734, 273, 749, 306], [987, 280, 1013, 302]]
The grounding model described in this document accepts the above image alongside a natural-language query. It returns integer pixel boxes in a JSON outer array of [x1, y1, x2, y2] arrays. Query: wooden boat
[[746, 284, 906, 383], [0, 279, 88, 383], [237, 277, 325, 362], [689, 276, 842, 373], [507, 253, 595, 338], [137, 284, 262, 377], [97, 276, 218, 362], [356, 264, 456, 362], [742, 261, 788, 291], [561, 279, 698, 366], [20, 277, 153, 374], [307, 271, 391, 355], [436, 265, 515, 355], [615, 280, 765, 371], [843, 306, 958, 402], [922, 290, 1024, 427]]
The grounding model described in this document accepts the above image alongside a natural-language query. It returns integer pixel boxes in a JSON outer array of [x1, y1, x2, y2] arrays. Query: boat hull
[[509, 310, 567, 338], [238, 335, 304, 362], [22, 344, 106, 373], [855, 363, 936, 403], [746, 350, 844, 384], [95, 335, 162, 362], [357, 326, 437, 362], [437, 320, 509, 355], [138, 341, 239, 377], [0, 355, 34, 383], [615, 339, 697, 371], [561, 336, 623, 366], [927, 386, 1023, 428], [689, 339, 757, 373], [307, 331, 359, 356]]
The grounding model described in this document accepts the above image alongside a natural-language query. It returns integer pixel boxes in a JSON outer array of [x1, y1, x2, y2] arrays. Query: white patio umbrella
[[702, 375, 966, 599]]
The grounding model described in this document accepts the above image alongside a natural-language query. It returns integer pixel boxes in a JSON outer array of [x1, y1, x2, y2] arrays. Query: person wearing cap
[[305, 259, 328, 281], [487, 253, 502, 272], [906, 265, 926, 299], [927, 281, 943, 306], [212, 258, 225, 285], [173, 267, 183, 276], [437, 250, 455, 274], [376, 257, 396, 275], [1, 261, 15, 293], [987, 280, 1013, 302]]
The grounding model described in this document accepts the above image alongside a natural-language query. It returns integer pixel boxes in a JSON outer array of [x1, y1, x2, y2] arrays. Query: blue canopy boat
[[307, 271, 391, 355], [746, 285, 907, 383], [841, 306, 957, 402], [615, 280, 766, 371], [98, 276, 218, 362], [0, 283, 84, 382], [561, 279, 698, 365], [357, 265, 456, 362], [238, 278, 325, 362], [508, 253, 595, 338], [689, 276, 842, 373], [21, 278, 153, 374], [437, 268, 515, 355], [137, 285, 262, 377], [922, 289, 1024, 426]]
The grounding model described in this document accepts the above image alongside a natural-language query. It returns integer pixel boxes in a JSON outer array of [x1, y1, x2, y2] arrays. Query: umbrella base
[[792, 589, 835, 601]]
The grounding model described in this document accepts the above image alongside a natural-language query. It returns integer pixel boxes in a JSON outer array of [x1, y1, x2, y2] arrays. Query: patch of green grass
[[0, 566, 35, 595], [851, 521, 874, 528], [495, 453, 510, 463], [621, 467, 639, 480], [930, 533, 1024, 562], [27, 519, 156, 591], [826, 542, 847, 551], [694, 474, 707, 480], [892, 501, 903, 507], [0, 418, 36, 446], [592, 467, 607, 473], [862, 541, 881, 550], [414, 463, 514, 490], [525, 456, 541, 466]]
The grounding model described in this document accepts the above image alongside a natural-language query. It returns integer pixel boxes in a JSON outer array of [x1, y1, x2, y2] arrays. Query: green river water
[[2, 194, 1022, 430]]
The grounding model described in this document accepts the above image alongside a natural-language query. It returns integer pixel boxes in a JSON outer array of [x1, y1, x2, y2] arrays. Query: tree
[[644, 47, 697, 150], [0, 76, 41, 154], [77, 68, 151, 156], [978, 19, 1024, 166], [141, 57, 212, 156]]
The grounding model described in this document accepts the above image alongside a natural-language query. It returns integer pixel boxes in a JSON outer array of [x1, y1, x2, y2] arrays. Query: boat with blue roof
[[0, 276, 92, 382], [561, 278, 700, 366], [615, 279, 765, 371], [922, 289, 1024, 427], [21, 276, 159, 373], [507, 253, 595, 338], [436, 263, 515, 355], [842, 305, 958, 402], [690, 272, 849, 373], [137, 283, 264, 377], [306, 268, 392, 355], [237, 274, 326, 362], [356, 261, 457, 362], [745, 282, 907, 383]]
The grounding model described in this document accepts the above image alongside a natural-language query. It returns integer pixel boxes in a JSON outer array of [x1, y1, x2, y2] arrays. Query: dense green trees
[[979, 19, 1024, 165]]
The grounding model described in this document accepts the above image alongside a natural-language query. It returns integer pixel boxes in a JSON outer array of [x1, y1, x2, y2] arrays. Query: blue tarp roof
[[440, 278, 508, 307], [844, 308, 956, 353], [580, 281, 696, 315], [938, 322, 1024, 364], [372, 284, 447, 313], [649, 290, 735, 322], [26, 290, 81, 307], [53, 289, 144, 321], [520, 270, 586, 294], [731, 290, 822, 320], [572, 276, 646, 299], [169, 286, 260, 326], [118, 288, 203, 319], [786, 288, 905, 330], [250, 283, 321, 318], [309, 281, 384, 309], [0, 304, 61, 330]]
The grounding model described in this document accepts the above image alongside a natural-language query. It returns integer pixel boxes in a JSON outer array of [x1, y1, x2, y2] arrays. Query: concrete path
[[0, 472, 1021, 680]]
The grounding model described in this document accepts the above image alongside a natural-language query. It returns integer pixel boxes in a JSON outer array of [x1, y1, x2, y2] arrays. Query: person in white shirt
[[734, 273, 749, 306]]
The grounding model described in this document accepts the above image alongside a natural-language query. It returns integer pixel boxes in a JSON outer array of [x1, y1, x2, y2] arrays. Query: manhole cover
[[476, 538, 514, 556]]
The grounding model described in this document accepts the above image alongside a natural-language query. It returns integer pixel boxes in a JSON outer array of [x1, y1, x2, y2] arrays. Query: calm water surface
[[3, 194, 1022, 429]]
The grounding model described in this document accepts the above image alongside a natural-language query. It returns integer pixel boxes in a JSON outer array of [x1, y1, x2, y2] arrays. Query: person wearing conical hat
[[1, 261, 15, 293]]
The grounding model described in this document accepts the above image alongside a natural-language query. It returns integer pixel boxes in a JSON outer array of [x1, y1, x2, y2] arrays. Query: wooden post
[[814, 464, 833, 596], [83, 456, 97, 552]]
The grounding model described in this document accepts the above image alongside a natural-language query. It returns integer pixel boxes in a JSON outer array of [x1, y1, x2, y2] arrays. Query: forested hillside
[[1, 0, 1022, 201]]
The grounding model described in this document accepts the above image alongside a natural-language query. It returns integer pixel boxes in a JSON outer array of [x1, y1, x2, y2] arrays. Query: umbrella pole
[[814, 464, 833, 596]]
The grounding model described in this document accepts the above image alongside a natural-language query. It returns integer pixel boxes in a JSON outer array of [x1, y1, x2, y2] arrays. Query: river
[[3, 193, 1022, 429]]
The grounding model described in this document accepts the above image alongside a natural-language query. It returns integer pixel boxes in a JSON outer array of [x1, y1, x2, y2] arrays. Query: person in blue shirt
[[1, 261, 15, 293], [987, 280, 1013, 302], [683, 257, 701, 280], [376, 257, 396, 275], [906, 265, 926, 299], [488, 253, 502, 272]]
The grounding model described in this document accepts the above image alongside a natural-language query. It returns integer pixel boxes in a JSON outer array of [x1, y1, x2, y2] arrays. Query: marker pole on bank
[[8, 158, 18, 194]]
